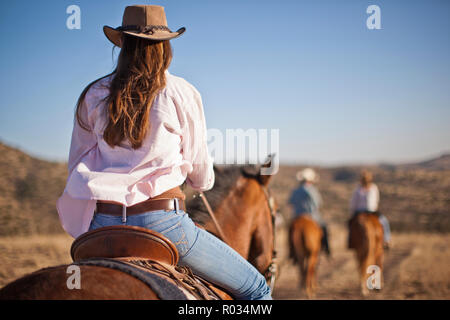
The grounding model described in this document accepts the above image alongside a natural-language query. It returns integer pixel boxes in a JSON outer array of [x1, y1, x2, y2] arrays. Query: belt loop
[[122, 205, 127, 223], [174, 198, 179, 214]]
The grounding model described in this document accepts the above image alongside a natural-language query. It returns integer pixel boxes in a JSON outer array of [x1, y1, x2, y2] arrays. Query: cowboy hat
[[103, 5, 185, 47], [296, 168, 318, 182]]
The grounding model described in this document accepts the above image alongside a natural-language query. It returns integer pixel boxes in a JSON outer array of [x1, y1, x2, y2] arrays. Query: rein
[[261, 186, 279, 292], [198, 191, 229, 244], [197, 185, 278, 292]]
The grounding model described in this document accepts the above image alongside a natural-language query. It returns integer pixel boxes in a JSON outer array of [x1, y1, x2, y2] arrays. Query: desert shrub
[[15, 173, 39, 199], [333, 168, 357, 182]]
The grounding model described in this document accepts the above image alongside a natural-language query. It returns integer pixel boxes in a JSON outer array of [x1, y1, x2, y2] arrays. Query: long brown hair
[[360, 170, 373, 188], [75, 35, 172, 149]]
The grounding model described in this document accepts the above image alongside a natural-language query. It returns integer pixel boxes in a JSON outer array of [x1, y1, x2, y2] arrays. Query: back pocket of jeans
[[159, 223, 190, 257]]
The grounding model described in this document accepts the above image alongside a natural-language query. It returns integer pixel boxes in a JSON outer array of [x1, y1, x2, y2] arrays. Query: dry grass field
[[0, 141, 449, 299]]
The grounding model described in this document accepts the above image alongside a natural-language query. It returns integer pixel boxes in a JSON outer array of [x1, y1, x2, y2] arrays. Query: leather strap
[[198, 192, 229, 245], [96, 198, 186, 216], [116, 25, 172, 34]]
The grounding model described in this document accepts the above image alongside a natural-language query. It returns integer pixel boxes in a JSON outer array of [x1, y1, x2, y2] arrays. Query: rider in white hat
[[296, 168, 317, 183], [289, 168, 331, 256]]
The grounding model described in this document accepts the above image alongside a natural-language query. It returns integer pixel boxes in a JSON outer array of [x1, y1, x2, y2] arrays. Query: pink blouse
[[350, 184, 380, 213], [57, 71, 215, 238]]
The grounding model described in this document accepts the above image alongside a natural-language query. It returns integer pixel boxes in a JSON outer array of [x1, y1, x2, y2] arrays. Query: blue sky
[[0, 0, 449, 165]]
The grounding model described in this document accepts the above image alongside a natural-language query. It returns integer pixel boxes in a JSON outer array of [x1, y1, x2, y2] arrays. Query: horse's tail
[[354, 214, 384, 295], [367, 215, 384, 268], [355, 214, 371, 261], [290, 216, 322, 293], [301, 226, 308, 257], [289, 217, 305, 264], [303, 222, 322, 256], [292, 216, 322, 296], [290, 216, 322, 260]]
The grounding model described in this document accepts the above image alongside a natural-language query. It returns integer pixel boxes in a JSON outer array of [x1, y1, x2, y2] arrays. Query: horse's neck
[[213, 204, 253, 259], [214, 184, 273, 271]]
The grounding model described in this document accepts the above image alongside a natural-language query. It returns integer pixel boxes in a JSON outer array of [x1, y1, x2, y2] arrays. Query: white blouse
[[350, 184, 380, 213], [57, 71, 215, 238]]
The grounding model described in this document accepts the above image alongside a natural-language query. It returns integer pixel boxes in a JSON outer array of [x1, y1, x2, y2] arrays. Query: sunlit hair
[[75, 35, 172, 149], [360, 170, 373, 187]]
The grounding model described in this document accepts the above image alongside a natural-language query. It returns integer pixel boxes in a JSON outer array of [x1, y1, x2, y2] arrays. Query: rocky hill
[[402, 154, 450, 171], [0, 142, 67, 236], [0, 141, 448, 236]]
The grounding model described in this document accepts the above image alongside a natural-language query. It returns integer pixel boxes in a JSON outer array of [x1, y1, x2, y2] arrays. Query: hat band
[[116, 25, 172, 35]]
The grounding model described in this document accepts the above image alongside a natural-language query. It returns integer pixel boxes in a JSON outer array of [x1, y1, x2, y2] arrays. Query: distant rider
[[349, 170, 391, 248], [289, 168, 331, 256]]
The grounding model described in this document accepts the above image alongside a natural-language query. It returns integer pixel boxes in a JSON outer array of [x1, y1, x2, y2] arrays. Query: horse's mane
[[186, 165, 257, 225]]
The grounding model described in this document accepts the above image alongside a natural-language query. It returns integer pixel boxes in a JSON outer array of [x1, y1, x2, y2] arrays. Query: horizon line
[[1, 137, 448, 169]]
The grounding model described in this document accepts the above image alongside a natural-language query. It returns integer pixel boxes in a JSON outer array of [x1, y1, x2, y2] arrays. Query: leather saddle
[[71, 225, 179, 265], [70, 225, 231, 300]]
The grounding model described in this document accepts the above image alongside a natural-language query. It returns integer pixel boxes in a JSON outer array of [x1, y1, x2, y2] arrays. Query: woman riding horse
[[349, 170, 391, 249], [56, 5, 271, 300]]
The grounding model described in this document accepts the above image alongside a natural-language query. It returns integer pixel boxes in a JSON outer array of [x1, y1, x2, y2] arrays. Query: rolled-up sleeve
[[183, 88, 215, 191]]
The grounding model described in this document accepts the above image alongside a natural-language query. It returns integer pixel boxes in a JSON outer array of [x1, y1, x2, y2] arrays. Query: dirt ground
[[0, 226, 449, 300]]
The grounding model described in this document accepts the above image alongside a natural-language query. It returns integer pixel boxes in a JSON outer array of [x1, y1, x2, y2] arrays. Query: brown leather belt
[[96, 198, 186, 216]]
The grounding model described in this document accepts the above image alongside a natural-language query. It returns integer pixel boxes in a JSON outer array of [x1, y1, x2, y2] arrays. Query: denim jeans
[[89, 209, 272, 300], [378, 214, 391, 243]]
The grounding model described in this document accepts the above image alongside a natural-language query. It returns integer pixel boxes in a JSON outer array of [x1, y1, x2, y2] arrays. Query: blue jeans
[[89, 209, 272, 300], [378, 214, 391, 243]]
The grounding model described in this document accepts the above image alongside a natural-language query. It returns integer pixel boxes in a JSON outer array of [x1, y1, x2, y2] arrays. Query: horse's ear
[[257, 154, 276, 186]]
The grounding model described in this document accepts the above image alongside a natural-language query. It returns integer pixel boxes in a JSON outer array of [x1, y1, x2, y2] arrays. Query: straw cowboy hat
[[103, 5, 185, 47], [296, 168, 318, 182]]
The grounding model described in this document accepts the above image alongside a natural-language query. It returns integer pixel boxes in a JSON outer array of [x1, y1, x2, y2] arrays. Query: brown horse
[[289, 215, 322, 298], [188, 164, 276, 275], [0, 163, 276, 300], [349, 213, 384, 296]]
